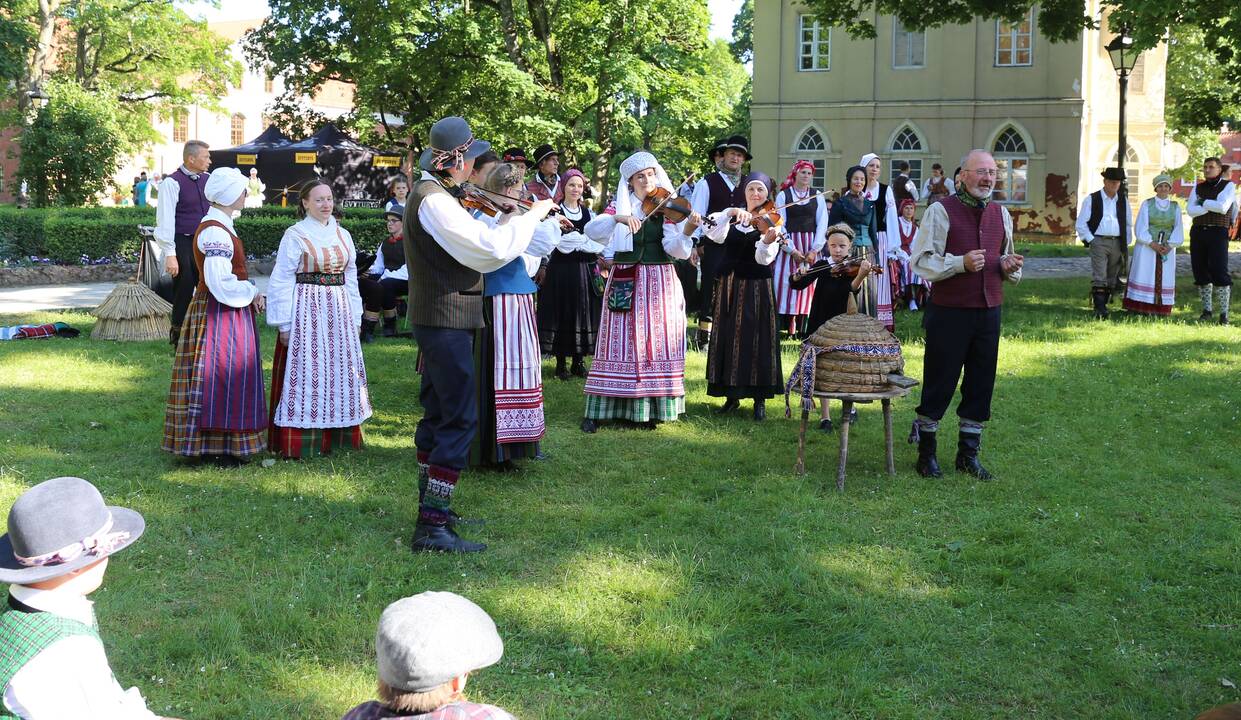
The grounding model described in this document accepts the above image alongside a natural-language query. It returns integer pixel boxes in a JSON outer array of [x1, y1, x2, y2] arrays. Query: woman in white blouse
[[265, 179, 372, 458], [1123, 173, 1185, 316]]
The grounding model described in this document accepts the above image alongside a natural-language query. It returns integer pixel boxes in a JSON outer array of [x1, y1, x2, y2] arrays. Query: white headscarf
[[859, 153, 880, 169], [204, 167, 248, 206], [611, 151, 674, 252]]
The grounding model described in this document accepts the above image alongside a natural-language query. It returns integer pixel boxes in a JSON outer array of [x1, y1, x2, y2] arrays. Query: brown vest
[[404, 178, 485, 329], [193, 219, 248, 293], [931, 196, 1007, 309]]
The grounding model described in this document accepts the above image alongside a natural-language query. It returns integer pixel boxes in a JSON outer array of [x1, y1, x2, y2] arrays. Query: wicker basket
[[805, 302, 904, 393]]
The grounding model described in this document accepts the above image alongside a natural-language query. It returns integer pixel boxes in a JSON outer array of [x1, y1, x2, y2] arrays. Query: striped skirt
[[873, 230, 895, 330], [772, 231, 816, 316], [472, 294, 543, 465], [163, 292, 267, 458], [584, 263, 686, 421], [1123, 245, 1176, 315], [887, 256, 928, 300]]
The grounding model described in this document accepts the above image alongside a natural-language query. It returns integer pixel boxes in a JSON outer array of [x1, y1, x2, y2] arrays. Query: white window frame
[[798, 14, 831, 72], [795, 127, 828, 191], [992, 127, 1030, 204], [995, 9, 1034, 67], [892, 18, 926, 69]]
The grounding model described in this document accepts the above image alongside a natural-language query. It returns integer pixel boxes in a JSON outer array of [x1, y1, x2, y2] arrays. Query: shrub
[[43, 215, 142, 263]]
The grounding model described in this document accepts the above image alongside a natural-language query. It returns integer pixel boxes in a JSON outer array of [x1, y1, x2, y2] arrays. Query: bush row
[[0, 207, 388, 263]]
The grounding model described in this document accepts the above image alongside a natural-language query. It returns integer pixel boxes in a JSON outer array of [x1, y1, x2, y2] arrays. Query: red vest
[[932, 196, 1006, 308]]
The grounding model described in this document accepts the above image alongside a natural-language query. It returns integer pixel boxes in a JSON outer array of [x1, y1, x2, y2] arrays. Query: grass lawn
[[1, 276, 1238, 719]]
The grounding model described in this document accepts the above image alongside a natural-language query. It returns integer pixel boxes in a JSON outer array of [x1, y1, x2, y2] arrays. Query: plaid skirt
[[162, 292, 267, 457], [268, 335, 364, 458]]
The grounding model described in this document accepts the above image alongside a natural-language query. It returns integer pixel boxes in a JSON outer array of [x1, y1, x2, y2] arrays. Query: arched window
[[889, 127, 923, 185], [992, 127, 1029, 203], [795, 127, 826, 190], [1111, 146, 1140, 190], [230, 114, 246, 146]]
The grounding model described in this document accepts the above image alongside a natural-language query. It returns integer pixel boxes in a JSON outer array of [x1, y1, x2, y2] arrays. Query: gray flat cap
[[376, 592, 504, 693]]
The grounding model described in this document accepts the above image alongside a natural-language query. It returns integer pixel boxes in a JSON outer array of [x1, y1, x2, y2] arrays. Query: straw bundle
[[805, 298, 904, 393], [91, 280, 172, 341]]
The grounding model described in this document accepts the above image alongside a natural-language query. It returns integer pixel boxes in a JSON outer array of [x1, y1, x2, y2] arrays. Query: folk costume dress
[[702, 206, 783, 402], [536, 201, 604, 359], [789, 259, 859, 339], [266, 215, 372, 457], [888, 211, 929, 309], [828, 191, 880, 320], [862, 175, 899, 331], [162, 207, 267, 459], [1123, 196, 1184, 315], [772, 185, 828, 324]]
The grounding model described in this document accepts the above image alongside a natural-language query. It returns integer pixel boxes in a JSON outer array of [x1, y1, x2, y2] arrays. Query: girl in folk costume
[[773, 160, 828, 336], [701, 172, 785, 421], [537, 168, 606, 380], [162, 167, 268, 464], [888, 198, 929, 310], [860, 153, 899, 330], [470, 163, 560, 469], [828, 166, 881, 320], [1123, 173, 1184, 316], [266, 179, 372, 458], [580, 151, 702, 433]]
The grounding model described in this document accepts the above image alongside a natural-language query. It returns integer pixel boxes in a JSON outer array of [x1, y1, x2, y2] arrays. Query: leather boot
[[570, 356, 587, 377], [915, 430, 942, 478], [382, 316, 398, 337], [360, 319, 376, 343], [411, 522, 486, 553], [715, 398, 740, 414], [753, 400, 766, 421], [555, 357, 570, 381], [169, 326, 180, 347], [955, 431, 993, 480], [1092, 288, 1109, 319]]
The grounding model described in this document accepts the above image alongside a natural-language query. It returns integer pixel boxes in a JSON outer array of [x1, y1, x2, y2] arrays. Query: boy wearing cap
[[341, 592, 513, 720], [0, 477, 178, 719]]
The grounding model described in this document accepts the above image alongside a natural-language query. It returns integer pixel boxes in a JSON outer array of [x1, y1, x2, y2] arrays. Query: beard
[[968, 183, 994, 199]]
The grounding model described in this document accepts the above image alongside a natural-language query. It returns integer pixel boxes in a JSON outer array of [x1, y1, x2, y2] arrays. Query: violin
[[790, 256, 881, 283], [641, 187, 698, 224], [449, 180, 571, 228], [749, 199, 784, 236]]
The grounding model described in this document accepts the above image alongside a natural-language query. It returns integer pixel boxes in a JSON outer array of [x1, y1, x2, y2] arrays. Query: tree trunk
[[495, 0, 530, 75], [19, 0, 62, 117], [527, 0, 562, 87]]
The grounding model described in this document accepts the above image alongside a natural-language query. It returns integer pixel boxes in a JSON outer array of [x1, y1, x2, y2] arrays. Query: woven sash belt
[[1192, 213, 1231, 228], [295, 272, 345, 286]]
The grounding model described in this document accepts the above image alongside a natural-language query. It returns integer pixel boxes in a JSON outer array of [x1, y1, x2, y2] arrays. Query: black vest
[[780, 189, 818, 233], [1086, 190, 1119, 235], [706, 172, 745, 215], [892, 175, 914, 204], [717, 225, 773, 280], [873, 183, 891, 232], [380, 235, 405, 273], [404, 179, 485, 329]]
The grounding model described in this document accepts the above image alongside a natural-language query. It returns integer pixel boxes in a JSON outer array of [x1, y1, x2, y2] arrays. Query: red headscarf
[[898, 198, 917, 214], [780, 160, 816, 191]]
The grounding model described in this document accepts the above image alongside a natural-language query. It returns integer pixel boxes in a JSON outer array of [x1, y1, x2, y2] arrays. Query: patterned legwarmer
[[419, 464, 459, 525], [1216, 286, 1231, 314], [1200, 284, 1214, 312], [363, 310, 381, 322], [959, 419, 985, 436], [908, 415, 939, 443], [416, 451, 430, 501]]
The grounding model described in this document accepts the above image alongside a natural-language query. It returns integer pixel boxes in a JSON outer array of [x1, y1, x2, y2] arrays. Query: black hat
[[708, 138, 727, 161], [716, 135, 752, 161], [1101, 167, 1126, 181], [501, 147, 528, 164], [532, 144, 558, 165]]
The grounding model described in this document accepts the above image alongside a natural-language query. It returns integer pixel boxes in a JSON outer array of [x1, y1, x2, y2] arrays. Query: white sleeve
[[661, 221, 693, 260], [371, 242, 386, 276], [702, 212, 732, 243], [153, 178, 180, 255], [1203, 182, 1235, 214], [1075, 195, 1094, 240], [1133, 200, 1151, 244], [689, 178, 710, 238], [1186, 188, 1206, 217], [419, 192, 538, 273], [341, 229, 362, 327], [381, 264, 408, 282], [909, 202, 966, 281], [905, 180, 918, 199], [5, 636, 159, 720], [525, 218, 561, 257], [945, 179, 955, 194], [1170, 205, 1185, 247], [1001, 207, 1021, 284], [920, 179, 931, 199], [265, 230, 302, 333], [523, 254, 542, 277], [881, 194, 899, 257], [755, 236, 780, 265], [198, 227, 256, 307], [812, 196, 829, 251], [584, 213, 618, 244]]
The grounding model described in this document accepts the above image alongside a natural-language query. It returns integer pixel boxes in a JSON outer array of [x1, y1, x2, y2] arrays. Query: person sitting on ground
[[340, 592, 515, 720], [358, 205, 410, 342], [0, 476, 182, 719]]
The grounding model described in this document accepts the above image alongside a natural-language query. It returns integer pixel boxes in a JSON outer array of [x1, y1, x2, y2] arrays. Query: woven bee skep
[[91, 281, 173, 341], [804, 296, 904, 393]]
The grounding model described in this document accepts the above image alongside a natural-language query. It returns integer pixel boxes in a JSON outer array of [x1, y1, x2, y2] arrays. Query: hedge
[[0, 206, 387, 263]]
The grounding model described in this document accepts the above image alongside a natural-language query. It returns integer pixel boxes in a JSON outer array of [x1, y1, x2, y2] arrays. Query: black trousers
[[359, 275, 408, 312], [698, 243, 724, 323], [413, 325, 478, 470], [170, 233, 199, 329], [1190, 225, 1233, 286], [915, 303, 1001, 423]]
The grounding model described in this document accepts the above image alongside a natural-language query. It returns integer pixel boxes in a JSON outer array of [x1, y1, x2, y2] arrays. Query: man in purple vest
[[154, 140, 212, 345], [909, 149, 1024, 480]]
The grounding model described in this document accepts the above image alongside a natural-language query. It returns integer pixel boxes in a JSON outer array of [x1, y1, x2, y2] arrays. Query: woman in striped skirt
[[265, 179, 372, 458], [773, 160, 828, 336], [162, 167, 267, 464], [860, 152, 899, 330]]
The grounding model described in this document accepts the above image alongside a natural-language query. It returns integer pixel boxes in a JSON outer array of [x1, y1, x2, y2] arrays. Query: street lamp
[[1106, 32, 1138, 269]]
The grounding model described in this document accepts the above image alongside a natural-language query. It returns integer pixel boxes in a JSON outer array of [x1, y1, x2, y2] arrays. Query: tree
[[18, 79, 125, 206], [730, 0, 752, 64]]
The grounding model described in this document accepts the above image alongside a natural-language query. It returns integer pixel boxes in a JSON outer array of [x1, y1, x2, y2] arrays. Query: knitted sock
[[416, 451, 430, 500], [959, 419, 984, 435], [419, 465, 459, 525], [1216, 286, 1231, 315], [1200, 285, 1214, 313]]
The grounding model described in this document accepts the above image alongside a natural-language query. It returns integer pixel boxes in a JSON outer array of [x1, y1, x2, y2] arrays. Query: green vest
[[613, 218, 674, 265], [0, 605, 101, 717], [1145, 198, 1178, 240]]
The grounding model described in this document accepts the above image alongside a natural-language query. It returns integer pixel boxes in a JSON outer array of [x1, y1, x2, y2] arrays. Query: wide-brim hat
[[716, 135, 752, 161], [708, 138, 727, 161], [0, 477, 145, 585], [532, 144, 558, 166], [418, 117, 491, 173], [1101, 167, 1126, 181]]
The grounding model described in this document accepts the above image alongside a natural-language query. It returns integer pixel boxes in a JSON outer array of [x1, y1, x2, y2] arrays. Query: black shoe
[[169, 326, 180, 347], [818, 417, 834, 433], [847, 407, 859, 424], [1199, 310, 1215, 322], [580, 417, 598, 433], [1092, 289, 1110, 320], [715, 398, 740, 414], [411, 523, 486, 553], [533, 450, 550, 461], [753, 401, 766, 421], [915, 430, 942, 478], [1221, 314, 1231, 326], [209, 455, 245, 468], [955, 432, 993, 480], [570, 359, 587, 377], [360, 320, 376, 344], [382, 317, 398, 337]]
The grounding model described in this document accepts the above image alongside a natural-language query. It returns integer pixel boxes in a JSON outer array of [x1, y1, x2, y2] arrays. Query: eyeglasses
[[966, 169, 998, 177]]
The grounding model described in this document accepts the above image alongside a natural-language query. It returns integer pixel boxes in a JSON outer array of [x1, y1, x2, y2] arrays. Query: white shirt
[[1186, 180, 1237, 218], [153, 166, 208, 256], [554, 205, 606, 254], [1075, 190, 1132, 242], [774, 187, 829, 251], [3, 586, 158, 720], [483, 214, 560, 276], [689, 171, 738, 239], [415, 172, 541, 274], [197, 207, 257, 307], [920, 177, 955, 199], [702, 211, 781, 265], [266, 216, 362, 333], [584, 201, 694, 261]]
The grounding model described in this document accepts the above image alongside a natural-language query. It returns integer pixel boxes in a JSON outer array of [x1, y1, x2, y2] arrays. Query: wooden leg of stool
[[837, 400, 853, 491], [795, 405, 809, 475], [883, 398, 895, 476]]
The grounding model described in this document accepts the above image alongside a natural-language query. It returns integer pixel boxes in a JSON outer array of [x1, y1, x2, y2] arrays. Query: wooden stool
[[794, 386, 914, 491]]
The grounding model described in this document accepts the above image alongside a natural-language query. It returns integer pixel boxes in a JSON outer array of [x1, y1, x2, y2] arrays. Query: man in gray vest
[[1074, 167, 1133, 319], [404, 117, 554, 553]]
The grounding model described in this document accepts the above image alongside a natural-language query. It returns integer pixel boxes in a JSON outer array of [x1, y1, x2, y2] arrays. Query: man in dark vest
[[154, 140, 211, 345], [1186, 156, 1234, 324], [689, 135, 749, 347], [1074, 167, 1133, 318], [891, 160, 917, 205], [404, 117, 554, 553], [909, 149, 1024, 480]]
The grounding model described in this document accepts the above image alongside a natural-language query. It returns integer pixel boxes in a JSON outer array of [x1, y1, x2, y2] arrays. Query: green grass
[[1, 277, 1239, 719]]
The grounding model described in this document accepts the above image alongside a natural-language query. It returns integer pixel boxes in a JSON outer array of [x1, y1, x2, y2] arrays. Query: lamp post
[[1106, 32, 1139, 260]]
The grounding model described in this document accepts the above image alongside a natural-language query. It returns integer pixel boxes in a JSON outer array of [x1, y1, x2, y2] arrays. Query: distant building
[[750, 0, 1169, 235]]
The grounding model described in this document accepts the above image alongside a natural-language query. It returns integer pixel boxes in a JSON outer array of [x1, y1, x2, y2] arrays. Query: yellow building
[[750, 2, 1167, 236]]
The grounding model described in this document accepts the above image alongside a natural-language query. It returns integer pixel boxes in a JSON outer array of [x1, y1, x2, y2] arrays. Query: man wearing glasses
[[908, 150, 1024, 481]]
